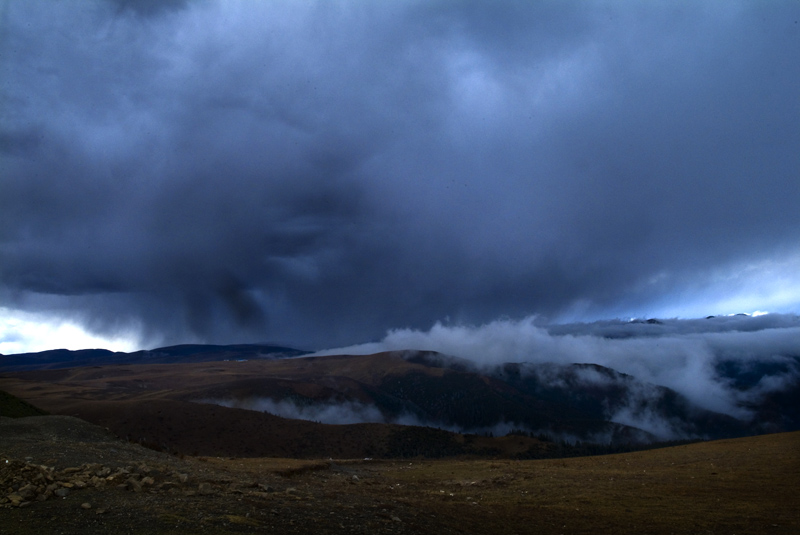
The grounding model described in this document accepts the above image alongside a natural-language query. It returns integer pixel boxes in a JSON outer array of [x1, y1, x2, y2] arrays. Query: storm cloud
[[1, 1, 799, 350]]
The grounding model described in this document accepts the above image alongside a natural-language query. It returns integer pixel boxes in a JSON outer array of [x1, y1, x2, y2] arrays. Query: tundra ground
[[1, 415, 797, 535]]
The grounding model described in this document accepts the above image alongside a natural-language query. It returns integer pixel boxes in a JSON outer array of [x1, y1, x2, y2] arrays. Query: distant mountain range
[[0, 344, 308, 372]]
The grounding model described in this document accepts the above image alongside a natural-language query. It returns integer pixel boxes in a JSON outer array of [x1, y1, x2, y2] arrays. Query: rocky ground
[[0, 416, 464, 534], [2, 415, 799, 534]]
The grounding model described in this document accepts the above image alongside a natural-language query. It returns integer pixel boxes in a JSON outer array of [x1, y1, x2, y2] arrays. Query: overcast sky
[[2, 0, 799, 352]]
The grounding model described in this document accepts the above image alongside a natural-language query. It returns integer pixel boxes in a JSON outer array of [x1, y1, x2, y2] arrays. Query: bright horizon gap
[[0, 308, 142, 355], [0, 307, 787, 356]]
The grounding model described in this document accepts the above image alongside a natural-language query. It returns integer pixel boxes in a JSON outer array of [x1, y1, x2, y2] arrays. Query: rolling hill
[[2, 346, 797, 459]]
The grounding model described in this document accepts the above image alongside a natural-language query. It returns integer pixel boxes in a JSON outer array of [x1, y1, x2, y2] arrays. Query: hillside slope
[[2, 349, 791, 457], [2, 415, 798, 534]]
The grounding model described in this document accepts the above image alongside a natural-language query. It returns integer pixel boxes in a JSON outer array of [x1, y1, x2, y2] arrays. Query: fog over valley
[[195, 314, 800, 443]]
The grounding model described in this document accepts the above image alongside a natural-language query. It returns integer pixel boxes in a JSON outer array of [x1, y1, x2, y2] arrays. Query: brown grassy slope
[[1, 414, 797, 534], [195, 430, 800, 535], [47, 399, 552, 459], [0, 361, 552, 459], [0, 353, 438, 405], [56, 397, 396, 458], [380, 430, 800, 534]]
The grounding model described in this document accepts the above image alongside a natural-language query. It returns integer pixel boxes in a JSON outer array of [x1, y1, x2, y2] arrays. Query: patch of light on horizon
[[649, 252, 800, 320], [0, 308, 140, 355]]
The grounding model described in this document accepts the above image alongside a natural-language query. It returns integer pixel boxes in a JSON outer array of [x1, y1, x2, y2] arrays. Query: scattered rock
[[127, 477, 143, 493], [17, 483, 36, 499], [1, 456, 275, 511], [198, 482, 217, 496]]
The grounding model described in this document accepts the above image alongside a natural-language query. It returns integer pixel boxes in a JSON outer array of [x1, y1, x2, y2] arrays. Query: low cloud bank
[[198, 314, 799, 444], [202, 397, 534, 438], [205, 398, 388, 426], [314, 314, 800, 420], [516, 362, 695, 441]]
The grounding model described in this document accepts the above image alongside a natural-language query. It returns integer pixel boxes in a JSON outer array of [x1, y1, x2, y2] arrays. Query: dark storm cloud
[[106, 0, 190, 18], [0, 127, 43, 156], [1, 1, 799, 349]]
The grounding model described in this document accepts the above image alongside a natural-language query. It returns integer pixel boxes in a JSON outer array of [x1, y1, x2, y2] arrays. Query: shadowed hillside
[[0, 390, 48, 418]]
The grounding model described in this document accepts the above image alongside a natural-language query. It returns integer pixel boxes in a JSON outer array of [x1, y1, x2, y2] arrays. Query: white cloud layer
[[315, 314, 800, 419]]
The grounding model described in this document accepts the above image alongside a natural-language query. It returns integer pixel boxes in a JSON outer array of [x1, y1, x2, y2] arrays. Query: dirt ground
[[1, 415, 798, 534]]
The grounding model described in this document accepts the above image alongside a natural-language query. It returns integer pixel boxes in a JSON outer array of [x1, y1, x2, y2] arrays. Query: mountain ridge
[[0, 344, 308, 371], [3, 346, 796, 456]]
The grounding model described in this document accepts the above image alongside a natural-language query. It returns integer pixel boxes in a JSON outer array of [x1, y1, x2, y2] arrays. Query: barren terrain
[[0, 356, 555, 459], [1, 414, 798, 534], [0, 350, 767, 458], [1, 351, 798, 534]]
